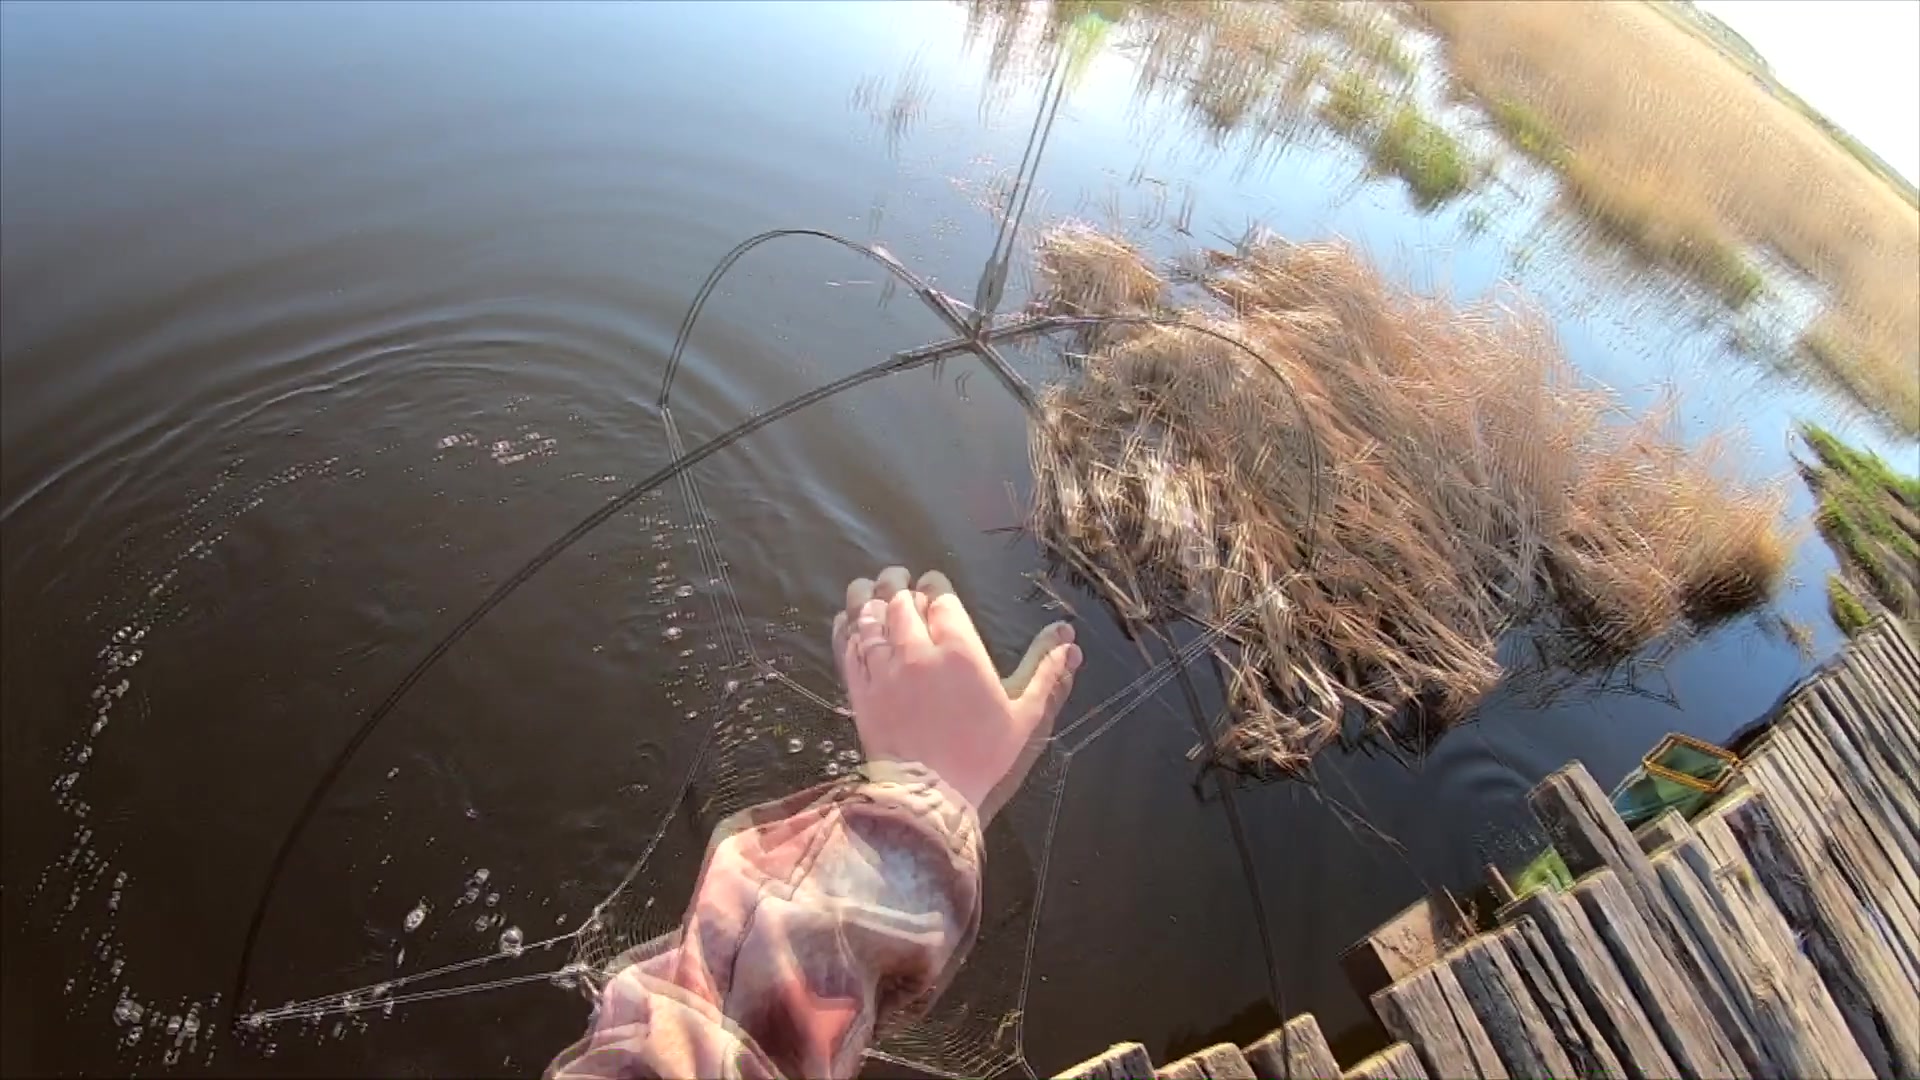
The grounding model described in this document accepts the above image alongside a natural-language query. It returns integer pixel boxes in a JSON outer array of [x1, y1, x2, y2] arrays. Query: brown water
[[3, 2, 1909, 1076]]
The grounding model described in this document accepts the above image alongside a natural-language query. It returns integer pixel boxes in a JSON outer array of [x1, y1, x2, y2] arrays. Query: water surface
[[3, 2, 1909, 1076]]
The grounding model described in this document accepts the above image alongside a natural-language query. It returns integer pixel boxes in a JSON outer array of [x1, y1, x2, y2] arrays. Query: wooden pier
[[1056, 618, 1920, 1079]]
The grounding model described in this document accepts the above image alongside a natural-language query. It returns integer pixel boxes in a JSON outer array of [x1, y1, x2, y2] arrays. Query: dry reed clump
[[1026, 225, 1789, 771]]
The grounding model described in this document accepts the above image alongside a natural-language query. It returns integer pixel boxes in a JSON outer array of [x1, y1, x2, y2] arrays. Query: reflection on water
[[2, 1, 1915, 1077]]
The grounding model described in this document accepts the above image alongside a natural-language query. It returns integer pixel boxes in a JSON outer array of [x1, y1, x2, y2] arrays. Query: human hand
[[832, 567, 1081, 824]]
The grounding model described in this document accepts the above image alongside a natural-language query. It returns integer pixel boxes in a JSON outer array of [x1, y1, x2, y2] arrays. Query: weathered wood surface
[[1339, 1043, 1427, 1080], [1656, 833, 1876, 1078], [1634, 809, 1693, 856], [1848, 639, 1920, 771], [1372, 962, 1508, 1079], [1833, 659, 1920, 865], [1342, 895, 1471, 1004], [1245, 1014, 1341, 1080], [1502, 888, 1676, 1080], [1498, 916, 1625, 1079], [1796, 686, 1920, 911], [1688, 813, 1876, 1080], [1749, 731, 1920, 986], [1573, 870, 1743, 1079], [1721, 787, 1920, 1077], [1532, 766, 1761, 1075], [1448, 929, 1577, 1079], [1055, 1042, 1156, 1080], [1156, 1042, 1255, 1080]]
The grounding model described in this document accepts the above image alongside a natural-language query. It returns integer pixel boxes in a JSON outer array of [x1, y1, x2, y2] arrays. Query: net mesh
[[566, 367, 1156, 1078]]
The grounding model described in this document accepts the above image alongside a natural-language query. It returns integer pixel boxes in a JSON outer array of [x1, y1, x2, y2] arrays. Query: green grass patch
[[1803, 423, 1920, 509], [1827, 574, 1872, 636], [1488, 96, 1565, 166], [1371, 101, 1471, 205], [1801, 422, 1920, 624], [1319, 68, 1386, 133]]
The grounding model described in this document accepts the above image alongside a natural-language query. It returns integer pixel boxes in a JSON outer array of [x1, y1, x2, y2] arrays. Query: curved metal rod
[[660, 229, 976, 409]]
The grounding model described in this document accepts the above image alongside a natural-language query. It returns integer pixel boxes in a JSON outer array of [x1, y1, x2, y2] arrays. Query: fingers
[[1004, 621, 1075, 696], [845, 577, 875, 620], [915, 570, 954, 603], [873, 566, 912, 603], [919, 571, 980, 648], [886, 590, 931, 651], [851, 597, 891, 673], [1011, 633, 1082, 733]]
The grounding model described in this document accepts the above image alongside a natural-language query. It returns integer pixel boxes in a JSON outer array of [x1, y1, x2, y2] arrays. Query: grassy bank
[[1799, 424, 1920, 633], [1406, 0, 1920, 436]]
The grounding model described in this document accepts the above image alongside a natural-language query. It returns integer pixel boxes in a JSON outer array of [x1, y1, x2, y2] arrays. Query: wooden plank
[[1881, 617, 1920, 679], [1655, 836, 1876, 1078], [1448, 929, 1578, 1079], [1245, 1015, 1341, 1080], [1156, 1043, 1255, 1080], [1690, 810, 1877, 1080], [1721, 783, 1920, 1078], [1530, 765, 1762, 1075], [1784, 694, 1920, 918], [1832, 652, 1920, 817], [1342, 895, 1471, 1004], [1056, 1042, 1157, 1080], [1809, 670, 1920, 840], [1502, 889, 1677, 1080], [1866, 621, 1920, 694], [1339, 1043, 1427, 1080], [1808, 672, 1920, 877], [1853, 635, 1920, 728], [1500, 916, 1625, 1079], [1572, 870, 1743, 1079], [1371, 963, 1509, 1080], [1762, 725, 1920, 985], [1634, 809, 1693, 856], [1850, 639, 1920, 770]]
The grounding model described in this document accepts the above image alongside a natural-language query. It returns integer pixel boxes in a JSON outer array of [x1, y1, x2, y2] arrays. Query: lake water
[[3, 2, 1912, 1076]]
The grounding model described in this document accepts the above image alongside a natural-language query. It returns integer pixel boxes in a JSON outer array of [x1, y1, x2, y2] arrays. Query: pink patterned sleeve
[[546, 762, 984, 1080]]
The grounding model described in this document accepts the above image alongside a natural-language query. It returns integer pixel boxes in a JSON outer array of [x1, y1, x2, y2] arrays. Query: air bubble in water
[[663, 626, 683, 641], [817, 739, 834, 754], [837, 748, 861, 764], [404, 902, 429, 932], [785, 737, 803, 754], [472, 868, 490, 884], [485, 892, 499, 907], [674, 585, 694, 598], [473, 916, 490, 932], [114, 999, 143, 1024], [824, 762, 842, 778], [499, 926, 524, 955]]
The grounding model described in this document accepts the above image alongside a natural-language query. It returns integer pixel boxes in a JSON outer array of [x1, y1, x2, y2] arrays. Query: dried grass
[[1028, 225, 1789, 771], [1409, 0, 1920, 434]]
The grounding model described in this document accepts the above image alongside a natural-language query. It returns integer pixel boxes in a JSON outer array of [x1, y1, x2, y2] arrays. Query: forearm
[[547, 763, 984, 1080]]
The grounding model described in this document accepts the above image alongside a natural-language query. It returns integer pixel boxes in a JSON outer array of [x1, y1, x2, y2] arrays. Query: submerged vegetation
[[1028, 226, 1788, 771], [1799, 423, 1920, 632]]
